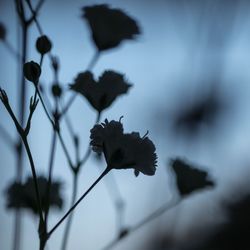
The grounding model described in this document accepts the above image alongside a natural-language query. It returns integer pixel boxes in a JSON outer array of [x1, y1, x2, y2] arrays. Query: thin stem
[[60, 52, 100, 118], [36, 87, 54, 125], [22, 137, 44, 224], [57, 132, 74, 169], [47, 167, 111, 238], [78, 112, 101, 167], [44, 129, 57, 224], [0, 124, 15, 150], [3, 40, 21, 60], [61, 174, 78, 250], [102, 198, 181, 250]]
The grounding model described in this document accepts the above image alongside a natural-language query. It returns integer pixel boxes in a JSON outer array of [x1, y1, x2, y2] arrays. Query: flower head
[[170, 158, 214, 197], [70, 70, 132, 112], [5, 176, 63, 214], [36, 35, 52, 55], [23, 61, 41, 84], [90, 119, 157, 176], [82, 4, 140, 51]]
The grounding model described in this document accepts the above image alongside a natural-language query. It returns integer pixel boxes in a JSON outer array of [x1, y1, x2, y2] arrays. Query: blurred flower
[[36, 35, 52, 55], [82, 4, 140, 51], [51, 83, 62, 98], [170, 158, 214, 196], [23, 61, 41, 84], [5, 176, 63, 214], [90, 119, 157, 176], [0, 23, 6, 40], [70, 70, 132, 112]]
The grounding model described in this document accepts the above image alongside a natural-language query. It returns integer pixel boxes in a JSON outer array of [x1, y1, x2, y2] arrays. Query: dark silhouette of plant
[[5, 176, 63, 214], [170, 158, 214, 196], [83, 4, 140, 51], [70, 71, 132, 113]]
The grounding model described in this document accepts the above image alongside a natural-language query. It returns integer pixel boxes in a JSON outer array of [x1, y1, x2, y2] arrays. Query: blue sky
[[1, 0, 250, 249]]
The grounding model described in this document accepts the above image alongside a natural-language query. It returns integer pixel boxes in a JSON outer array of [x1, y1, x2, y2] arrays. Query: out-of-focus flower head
[[90, 119, 157, 176], [82, 4, 140, 51], [70, 70, 132, 112], [170, 158, 214, 197], [0, 23, 6, 40], [5, 176, 63, 214]]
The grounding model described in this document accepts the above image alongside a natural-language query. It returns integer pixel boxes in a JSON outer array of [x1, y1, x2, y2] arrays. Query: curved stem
[[22, 137, 44, 224], [47, 167, 111, 238], [61, 174, 78, 250], [102, 198, 181, 250]]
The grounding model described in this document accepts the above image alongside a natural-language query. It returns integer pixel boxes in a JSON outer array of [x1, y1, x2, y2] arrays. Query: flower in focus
[[70, 70, 132, 112], [23, 61, 41, 84], [5, 176, 63, 214], [170, 158, 214, 196], [36, 35, 52, 55], [82, 4, 140, 51], [90, 119, 157, 176]]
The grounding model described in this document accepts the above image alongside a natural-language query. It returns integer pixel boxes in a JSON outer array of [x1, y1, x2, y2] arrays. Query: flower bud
[[36, 35, 52, 55], [23, 61, 41, 84], [0, 23, 6, 40], [51, 83, 62, 97]]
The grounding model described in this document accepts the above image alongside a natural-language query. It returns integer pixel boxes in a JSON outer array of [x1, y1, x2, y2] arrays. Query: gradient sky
[[1, 0, 250, 249]]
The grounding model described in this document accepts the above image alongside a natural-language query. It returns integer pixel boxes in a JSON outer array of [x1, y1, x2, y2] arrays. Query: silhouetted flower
[[70, 70, 132, 112], [82, 4, 140, 51], [90, 119, 157, 176], [5, 176, 63, 214], [36, 35, 52, 55], [170, 158, 214, 196], [0, 23, 6, 40], [23, 61, 41, 84]]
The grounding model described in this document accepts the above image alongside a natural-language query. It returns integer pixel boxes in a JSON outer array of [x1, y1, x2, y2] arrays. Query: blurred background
[[1, 0, 250, 249]]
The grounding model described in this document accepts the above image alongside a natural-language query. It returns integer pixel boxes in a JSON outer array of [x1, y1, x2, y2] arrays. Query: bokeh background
[[1, 0, 250, 249]]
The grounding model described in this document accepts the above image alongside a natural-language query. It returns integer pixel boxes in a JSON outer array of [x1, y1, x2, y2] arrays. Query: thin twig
[[47, 167, 111, 239], [102, 198, 181, 250], [61, 173, 78, 250]]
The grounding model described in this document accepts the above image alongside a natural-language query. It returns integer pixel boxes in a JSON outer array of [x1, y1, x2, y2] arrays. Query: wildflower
[[70, 70, 132, 112], [5, 176, 63, 214], [82, 4, 140, 51], [36, 35, 52, 55], [23, 61, 41, 84], [90, 119, 157, 176], [170, 158, 214, 196]]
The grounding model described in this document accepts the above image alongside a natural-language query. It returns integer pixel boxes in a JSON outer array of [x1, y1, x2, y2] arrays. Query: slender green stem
[[102, 198, 181, 250], [47, 167, 111, 238], [61, 174, 78, 250]]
